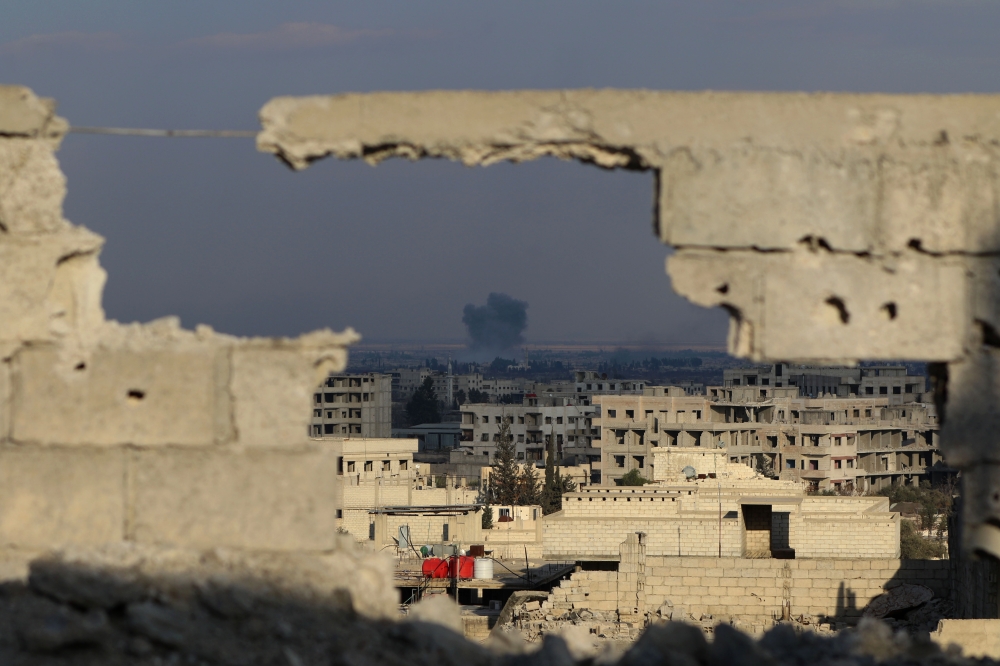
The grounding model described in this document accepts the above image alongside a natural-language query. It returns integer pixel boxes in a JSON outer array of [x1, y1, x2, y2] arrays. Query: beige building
[[597, 387, 944, 491], [543, 447, 901, 562], [331, 437, 478, 541], [311, 372, 392, 437], [724, 364, 927, 406]]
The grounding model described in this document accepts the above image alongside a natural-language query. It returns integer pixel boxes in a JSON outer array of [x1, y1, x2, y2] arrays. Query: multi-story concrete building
[[596, 386, 946, 491], [311, 372, 392, 437], [459, 397, 599, 467], [723, 364, 927, 405]]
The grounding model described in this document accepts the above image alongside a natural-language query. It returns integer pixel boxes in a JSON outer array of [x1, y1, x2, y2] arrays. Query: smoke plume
[[462, 293, 528, 353]]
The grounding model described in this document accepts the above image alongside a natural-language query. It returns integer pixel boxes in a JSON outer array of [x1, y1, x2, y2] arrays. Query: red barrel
[[449, 556, 474, 579], [422, 558, 449, 578]]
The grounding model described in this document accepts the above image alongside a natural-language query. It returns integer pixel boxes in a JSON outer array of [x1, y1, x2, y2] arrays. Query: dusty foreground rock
[[0, 547, 988, 666]]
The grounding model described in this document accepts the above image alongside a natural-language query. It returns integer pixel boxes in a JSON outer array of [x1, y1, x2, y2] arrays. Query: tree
[[518, 463, 542, 506], [487, 414, 521, 505], [455, 389, 467, 406], [481, 505, 494, 530], [621, 469, 651, 486], [540, 439, 577, 515], [405, 377, 440, 425], [467, 388, 489, 404], [900, 519, 947, 559]]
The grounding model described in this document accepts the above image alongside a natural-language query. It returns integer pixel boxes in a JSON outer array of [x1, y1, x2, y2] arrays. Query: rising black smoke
[[462, 293, 528, 355]]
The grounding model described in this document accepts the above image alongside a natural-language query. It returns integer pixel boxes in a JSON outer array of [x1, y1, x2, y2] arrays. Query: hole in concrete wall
[[977, 320, 1000, 348], [74, 362, 86, 371], [799, 235, 833, 252], [127, 389, 146, 404], [881, 302, 897, 321], [824, 297, 850, 325], [716, 283, 729, 295]]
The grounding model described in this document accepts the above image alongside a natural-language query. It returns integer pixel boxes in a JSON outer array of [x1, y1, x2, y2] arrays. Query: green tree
[[900, 519, 947, 559], [481, 505, 494, 530], [487, 414, 521, 505], [518, 463, 542, 506], [540, 439, 577, 514], [405, 377, 441, 425], [621, 469, 651, 486]]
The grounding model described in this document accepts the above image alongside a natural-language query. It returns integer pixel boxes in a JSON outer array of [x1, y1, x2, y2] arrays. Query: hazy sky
[[4, 2, 999, 345]]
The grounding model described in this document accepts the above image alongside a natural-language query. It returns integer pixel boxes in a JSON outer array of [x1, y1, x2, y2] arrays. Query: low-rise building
[[543, 447, 901, 561], [328, 437, 478, 541]]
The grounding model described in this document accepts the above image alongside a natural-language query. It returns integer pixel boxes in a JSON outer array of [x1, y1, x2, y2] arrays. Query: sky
[[3, 1, 1000, 346]]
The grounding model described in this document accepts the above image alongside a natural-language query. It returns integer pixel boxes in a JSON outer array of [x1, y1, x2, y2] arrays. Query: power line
[[69, 126, 256, 138]]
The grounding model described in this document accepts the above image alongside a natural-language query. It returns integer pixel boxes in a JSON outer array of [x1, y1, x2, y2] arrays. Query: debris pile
[[0, 546, 987, 666]]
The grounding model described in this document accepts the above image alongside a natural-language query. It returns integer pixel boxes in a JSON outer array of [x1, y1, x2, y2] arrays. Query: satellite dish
[[682, 466, 697, 479]]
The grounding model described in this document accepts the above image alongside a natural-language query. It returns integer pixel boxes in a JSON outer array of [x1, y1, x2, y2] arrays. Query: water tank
[[473, 557, 494, 580], [682, 465, 697, 479]]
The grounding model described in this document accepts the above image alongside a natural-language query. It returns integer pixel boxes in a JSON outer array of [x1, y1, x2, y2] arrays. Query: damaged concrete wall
[[0, 85, 397, 618], [257, 90, 1000, 559]]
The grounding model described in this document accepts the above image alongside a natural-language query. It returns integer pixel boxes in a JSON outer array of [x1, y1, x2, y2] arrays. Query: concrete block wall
[[0, 85, 399, 618], [257, 89, 1000, 561], [545, 556, 948, 627]]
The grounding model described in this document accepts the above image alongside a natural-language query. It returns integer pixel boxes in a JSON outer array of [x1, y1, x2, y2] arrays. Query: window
[[694, 410, 702, 421], [847, 459, 854, 468], [866, 386, 874, 395], [324, 424, 334, 434], [786, 459, 795, 469], [835, 459, 842, 469], [614, 456, 625, 468], [634, 455, 644, 468], [400, 460, 408, 471], [853, 409, 860, 417], [556, 417, 563, 424], [495, 416, 501, 424], [608, 409, 617, 418], [312, 425, 322, 436], [382, 460, 391, 471], [732, 379, 741, 385], [880, 386, 888, 395], [518, 434, 524, 442], [481, 434, 489, 442], [364, 461, 373, 472], [518, 416, 525, 424], [324, 393, 335, 402], [625, 410, 634, 419], [762, 378, 770, 386], [337, 457, 344, 475], [314, 409, 321, 417], [336, 509, 343, 519], [347, 461, 355, 472], [499, 508, 511, 518], [545, 417, 552, 424], [746, 376, 757, 386], [892, 386, 901, 395], [341, 411, 347, 418], [775, 364, 783, 377], [800, 460, 805, 470], [905, 384, 916, 393], [482, 416, 488, 424], [809, 460, 819, 470], [865, 409, 872, 417], [610, 384, 616, 390]]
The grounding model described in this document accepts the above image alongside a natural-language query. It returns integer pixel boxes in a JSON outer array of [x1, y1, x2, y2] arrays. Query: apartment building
[[459, 397, 599, 466], [723, 364, 927, 405], [310, 372, 392, 438], [596, 386, 946, 491]]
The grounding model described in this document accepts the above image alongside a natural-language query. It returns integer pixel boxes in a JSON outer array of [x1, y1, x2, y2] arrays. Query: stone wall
[[0, 85, 397, 619], [544, 556, 949, 630]]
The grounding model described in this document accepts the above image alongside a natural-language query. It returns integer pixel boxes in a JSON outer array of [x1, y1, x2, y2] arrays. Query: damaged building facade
[[597, 387, 945, 491]]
